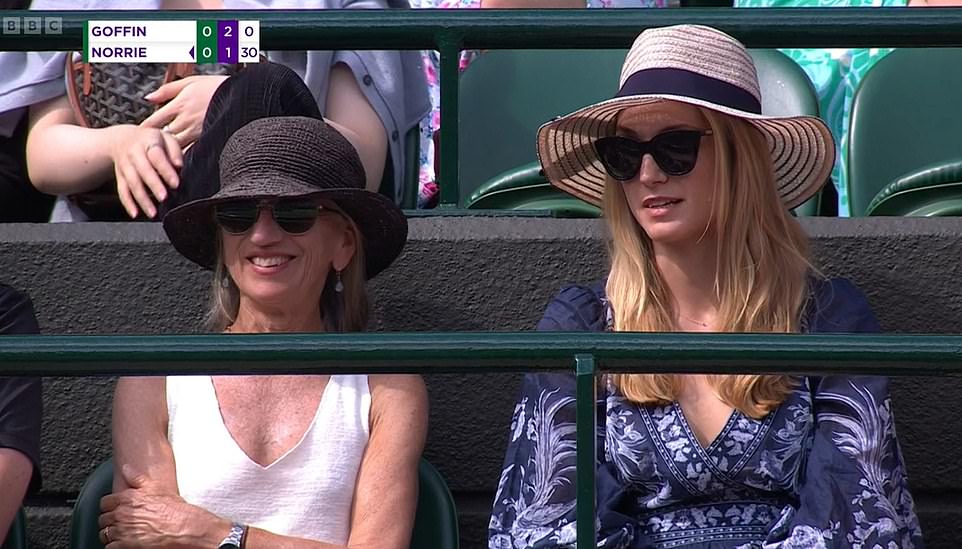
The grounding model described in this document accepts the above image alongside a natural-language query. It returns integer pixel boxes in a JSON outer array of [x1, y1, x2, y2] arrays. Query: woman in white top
[[100, 116, 427, 549]]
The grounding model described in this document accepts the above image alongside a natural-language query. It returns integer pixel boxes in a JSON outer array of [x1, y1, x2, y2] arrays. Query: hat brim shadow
[[162, 181, 407, 280]]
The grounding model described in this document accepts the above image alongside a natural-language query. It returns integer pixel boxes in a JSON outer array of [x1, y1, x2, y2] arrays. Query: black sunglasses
[[214, 199, 326, 235], [594, 129, 713, 180]]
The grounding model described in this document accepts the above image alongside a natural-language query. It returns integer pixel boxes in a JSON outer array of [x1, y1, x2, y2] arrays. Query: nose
[[248, 207, 284, 245], [635, 154, 667, 187], [638, 153, 668, 185]]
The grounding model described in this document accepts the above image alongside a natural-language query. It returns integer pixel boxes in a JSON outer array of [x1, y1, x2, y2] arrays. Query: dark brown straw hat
[[163, 116, 407, 278]]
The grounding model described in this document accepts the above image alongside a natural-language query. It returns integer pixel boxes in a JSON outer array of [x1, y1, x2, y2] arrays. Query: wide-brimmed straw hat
[[537, 24, 835, 209], [163, 116, 407, 278]]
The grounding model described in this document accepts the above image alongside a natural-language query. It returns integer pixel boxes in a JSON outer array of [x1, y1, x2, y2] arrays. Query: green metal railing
[[4, 9, 962, 206], [5, 332, 962, 376], [6, 9, 962, 546], [4, 331, 962, 546]]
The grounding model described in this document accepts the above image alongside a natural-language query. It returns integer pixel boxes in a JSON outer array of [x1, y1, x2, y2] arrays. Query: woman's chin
[[640, 222, 694, 244], [238, 285, 304, 309], [634, 211, 713, 246]]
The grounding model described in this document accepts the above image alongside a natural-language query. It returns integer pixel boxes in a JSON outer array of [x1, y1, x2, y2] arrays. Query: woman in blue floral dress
[[489, 24, 922, 548]]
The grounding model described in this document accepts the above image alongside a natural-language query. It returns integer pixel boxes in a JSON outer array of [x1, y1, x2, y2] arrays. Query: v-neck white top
[[166, 375, 370, 544]]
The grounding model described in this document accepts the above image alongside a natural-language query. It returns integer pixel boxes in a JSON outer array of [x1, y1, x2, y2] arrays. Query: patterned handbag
[[65, 56, 235, 128], [64, 56, 236, 219]]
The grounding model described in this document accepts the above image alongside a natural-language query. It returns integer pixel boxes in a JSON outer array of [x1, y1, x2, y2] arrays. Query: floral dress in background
[[734, 0, 908, 216], [409, 0, 671, 208]]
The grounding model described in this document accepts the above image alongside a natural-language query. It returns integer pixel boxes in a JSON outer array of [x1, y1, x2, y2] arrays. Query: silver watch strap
[[218, 522, 246, 548]]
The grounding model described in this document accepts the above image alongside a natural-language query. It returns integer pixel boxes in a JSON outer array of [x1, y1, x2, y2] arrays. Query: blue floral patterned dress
[[489, 278, 923, 548]]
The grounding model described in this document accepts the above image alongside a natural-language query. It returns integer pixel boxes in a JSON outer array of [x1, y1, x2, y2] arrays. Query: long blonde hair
[[207, 215, 369, 333], [604, 107, 815, 418]]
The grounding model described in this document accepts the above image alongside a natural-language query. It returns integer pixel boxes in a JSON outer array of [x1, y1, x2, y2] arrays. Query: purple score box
[[217, 20, 239, 64]]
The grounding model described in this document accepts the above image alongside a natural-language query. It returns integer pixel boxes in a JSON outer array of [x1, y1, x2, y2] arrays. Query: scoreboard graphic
[[84, 20, 260, 64]]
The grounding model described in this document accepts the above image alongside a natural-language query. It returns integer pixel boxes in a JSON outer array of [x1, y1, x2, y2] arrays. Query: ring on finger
[[100, 525, 111, 543]]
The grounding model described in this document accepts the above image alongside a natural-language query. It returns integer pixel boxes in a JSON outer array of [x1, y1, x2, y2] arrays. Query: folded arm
[[27, 94, 185, 219], [767, 376, 924, 547], [106, 374, 428, 549]]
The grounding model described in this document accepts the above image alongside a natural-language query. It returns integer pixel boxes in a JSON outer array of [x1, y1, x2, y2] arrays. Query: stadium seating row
[[458, 48, 962, 217]]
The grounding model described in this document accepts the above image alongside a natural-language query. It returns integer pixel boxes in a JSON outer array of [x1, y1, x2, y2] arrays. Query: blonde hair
[[604, 107, 815, 418], [207, 214, 369, 333]]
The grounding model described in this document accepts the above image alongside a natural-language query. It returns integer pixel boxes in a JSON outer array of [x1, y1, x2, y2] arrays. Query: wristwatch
[[218, 523, 247, 549]]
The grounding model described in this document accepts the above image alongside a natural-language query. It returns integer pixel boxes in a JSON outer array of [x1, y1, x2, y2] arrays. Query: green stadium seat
[[464, 162, 602, 217], [866, 159, 962, 216], [1, 508, 28, 549], [459, 49, 624, 213], [848, 48, 962, 216], [411, 458, 459, 549], [461, 49, 824, 216], [69, 460, 110, 549], [70, 458, 458, 549]]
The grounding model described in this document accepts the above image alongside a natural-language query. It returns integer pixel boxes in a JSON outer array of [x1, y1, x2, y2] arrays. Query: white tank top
[[166, 375, 370, 544]]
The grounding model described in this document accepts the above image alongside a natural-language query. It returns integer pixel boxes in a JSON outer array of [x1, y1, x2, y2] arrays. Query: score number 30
[[198, 22, 260, 62], [201, 46, 259, 59], [236, 22, 260, 62]]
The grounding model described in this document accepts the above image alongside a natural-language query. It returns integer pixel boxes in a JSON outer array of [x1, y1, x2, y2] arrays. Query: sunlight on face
[[615, 101, 717, 247], [221, 201, 355, 315]]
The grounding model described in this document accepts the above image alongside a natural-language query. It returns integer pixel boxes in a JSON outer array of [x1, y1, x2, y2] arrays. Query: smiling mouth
[[248, 256, 293, 268]]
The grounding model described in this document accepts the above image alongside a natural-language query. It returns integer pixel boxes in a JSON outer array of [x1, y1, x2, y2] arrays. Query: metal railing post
[[575, 353, 597, 548], [437, 31, 463, 208]]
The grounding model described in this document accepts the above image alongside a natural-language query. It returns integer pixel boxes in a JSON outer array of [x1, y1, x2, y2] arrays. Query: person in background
[[101, 116, 427, 548], [0, 0, 60, 222], [490, 25, 922, 548], [735, 0, 961, 216], [410, 0, 673, 208], [10, 0, 427, 221], [0, 106, 55, 222], [154, 60, 394, 220], [0, 285, 43, 541]]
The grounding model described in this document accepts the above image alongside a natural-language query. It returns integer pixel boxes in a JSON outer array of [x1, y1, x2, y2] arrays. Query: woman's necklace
[[677, 313, 712, 329]]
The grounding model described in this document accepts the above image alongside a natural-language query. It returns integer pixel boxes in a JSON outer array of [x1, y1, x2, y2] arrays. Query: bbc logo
[[2, 17, 62, 35]]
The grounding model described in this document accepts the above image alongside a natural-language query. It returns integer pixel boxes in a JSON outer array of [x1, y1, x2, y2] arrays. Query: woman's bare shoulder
[[368, 374, 428, 406], [367, 374, 428, 436], [115, 376, 167, 415]]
